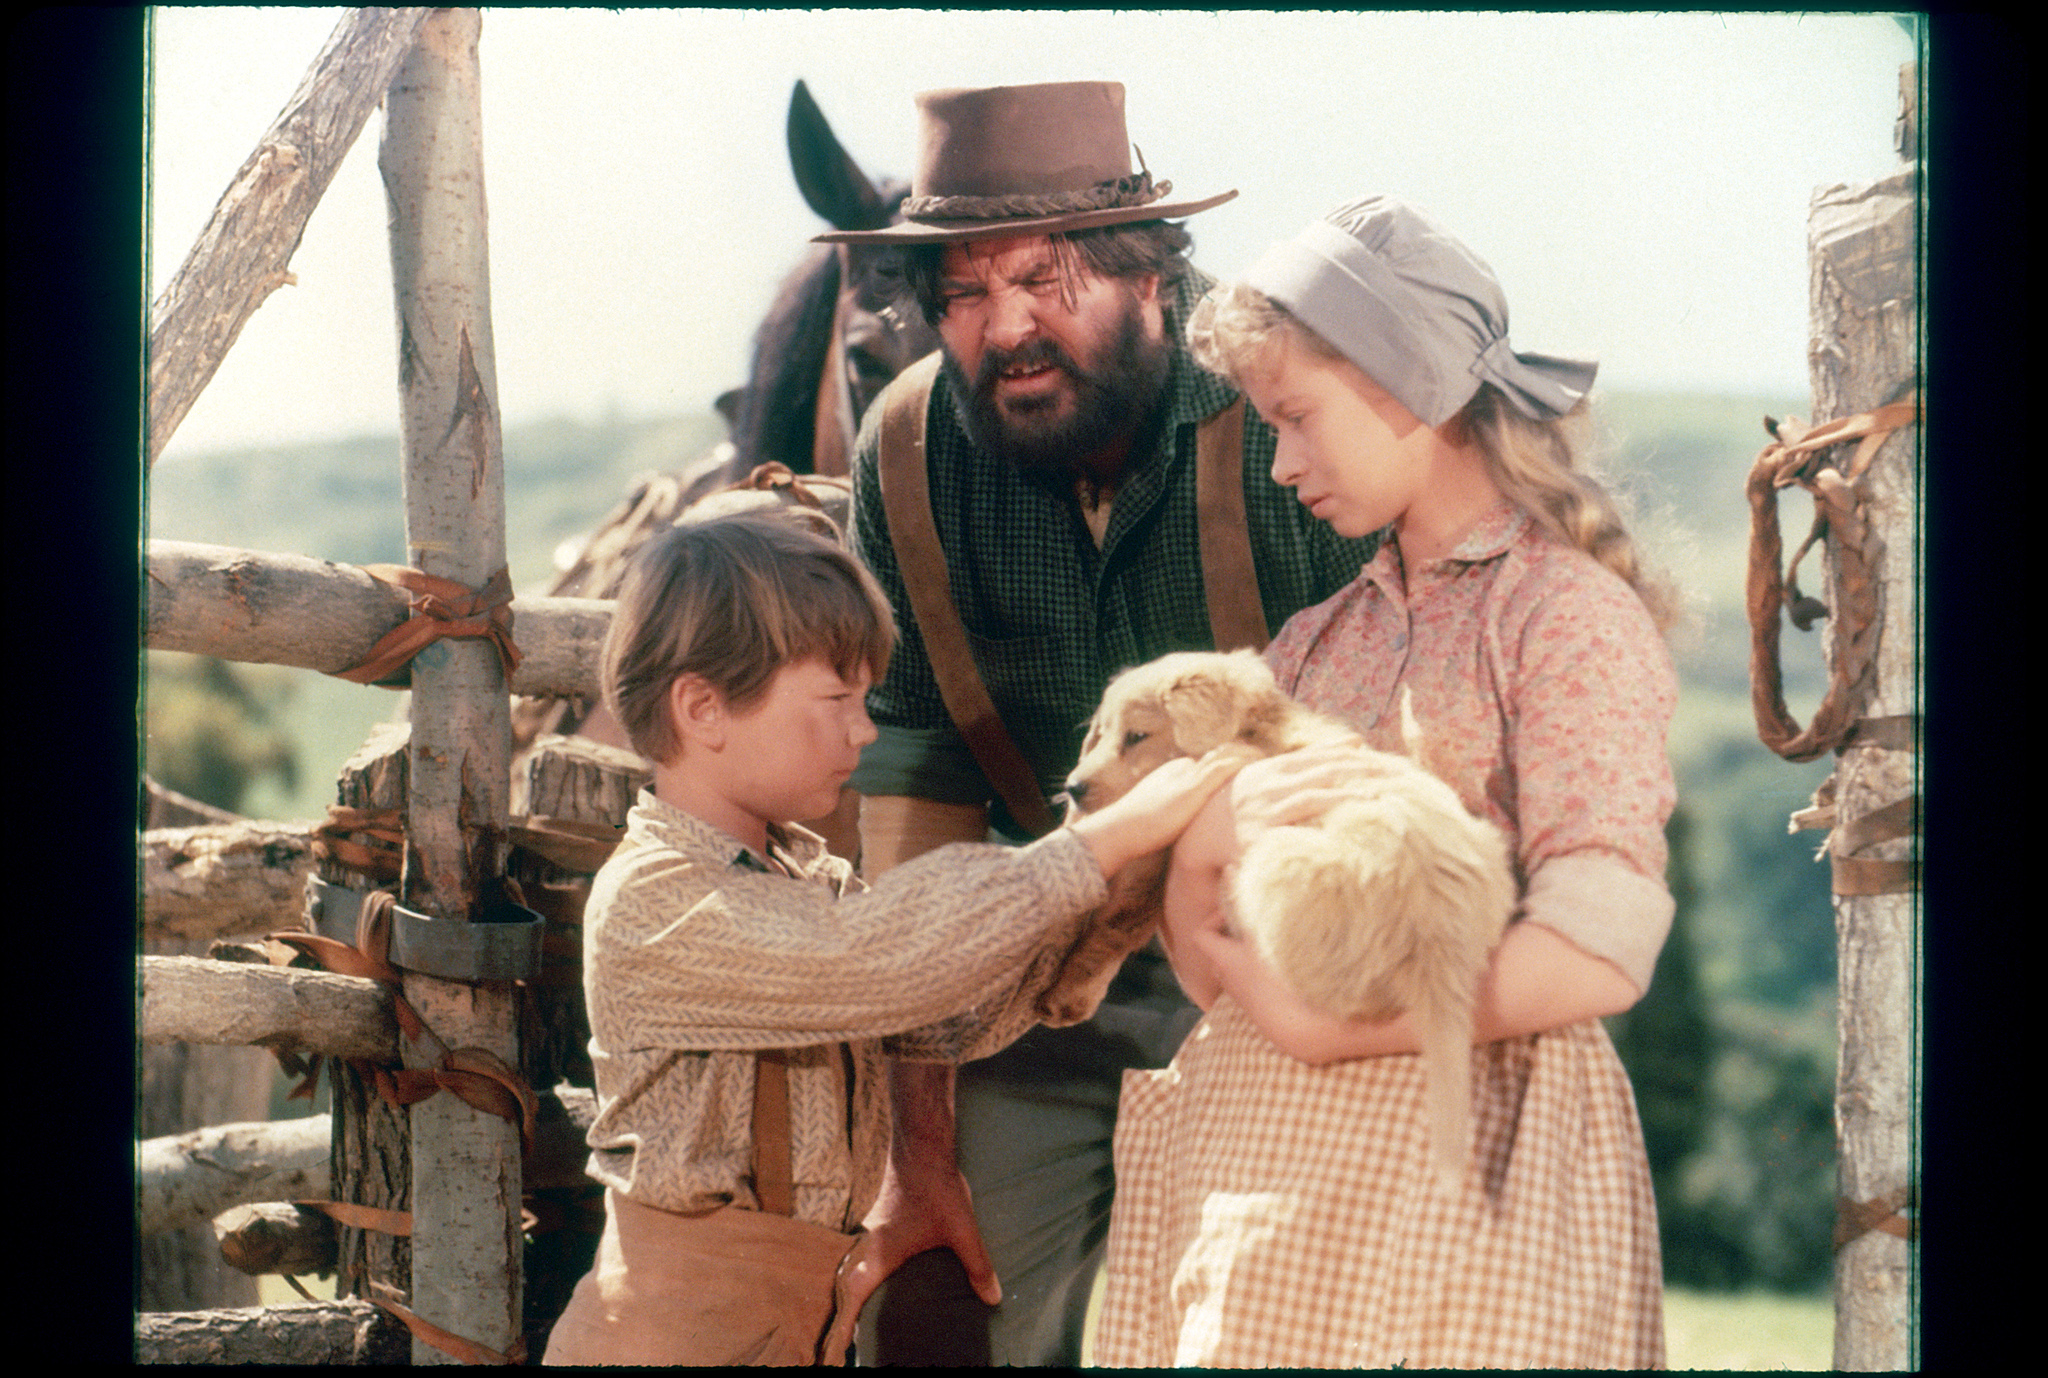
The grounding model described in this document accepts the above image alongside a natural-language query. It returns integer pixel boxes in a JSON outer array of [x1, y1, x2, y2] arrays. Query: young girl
[[541, 514, 1244, 1367], [1092, 197, 1678, 1369]]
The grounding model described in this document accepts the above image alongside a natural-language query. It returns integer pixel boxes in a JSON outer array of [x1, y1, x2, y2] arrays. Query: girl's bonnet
[[1240, 195, 1597, 426]]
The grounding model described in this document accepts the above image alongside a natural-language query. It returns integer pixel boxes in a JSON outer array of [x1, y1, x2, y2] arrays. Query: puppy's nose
[[1064, 778, 1089, 807]]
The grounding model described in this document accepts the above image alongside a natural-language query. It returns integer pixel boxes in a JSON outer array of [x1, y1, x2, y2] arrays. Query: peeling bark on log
[[142, 956, 398, 1062], [140, 1115, 333, 1237], [324, 725, 415, 1310], [147, 8, 431, 466], [1809, 157, 1919, 1366], [510, 735, 649, 1090], [513, 733, 651, 823], [146, 539, 610, 698], [144, 820, 319, 944], [134, 1299, 409, 1366]]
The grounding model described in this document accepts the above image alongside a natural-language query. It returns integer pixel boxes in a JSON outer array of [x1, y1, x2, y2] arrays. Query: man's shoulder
[[855, 353, 949, 459]]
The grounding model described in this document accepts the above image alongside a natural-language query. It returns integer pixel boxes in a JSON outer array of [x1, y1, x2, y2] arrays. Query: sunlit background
[[148, 8, 1915, 460]]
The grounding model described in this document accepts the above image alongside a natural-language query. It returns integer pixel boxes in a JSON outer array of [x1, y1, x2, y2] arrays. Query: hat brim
[[813, 189, 1238, 244]]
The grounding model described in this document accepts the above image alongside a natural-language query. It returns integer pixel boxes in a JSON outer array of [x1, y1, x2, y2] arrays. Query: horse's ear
[[788, 80, 892, 233]]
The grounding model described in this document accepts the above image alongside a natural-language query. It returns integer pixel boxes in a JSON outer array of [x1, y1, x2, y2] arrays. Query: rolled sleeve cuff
[[850, 724, 992, 806], [1520, 853, 1674, 995]]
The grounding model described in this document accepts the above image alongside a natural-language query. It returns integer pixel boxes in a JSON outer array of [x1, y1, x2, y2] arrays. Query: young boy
[[543, 513, 1243, 1366]]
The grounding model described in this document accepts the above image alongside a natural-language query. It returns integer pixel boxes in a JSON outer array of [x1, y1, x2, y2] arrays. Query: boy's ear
[[668, 674, 727, 751]]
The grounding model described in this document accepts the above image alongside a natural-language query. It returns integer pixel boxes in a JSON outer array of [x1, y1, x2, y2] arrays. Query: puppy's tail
[[1232, 781, 1518, 1192], [1415, 986, 1478, 1194]]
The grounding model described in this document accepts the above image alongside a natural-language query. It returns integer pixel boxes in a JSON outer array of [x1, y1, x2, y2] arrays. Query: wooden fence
[[138, 10, 636, 1363]]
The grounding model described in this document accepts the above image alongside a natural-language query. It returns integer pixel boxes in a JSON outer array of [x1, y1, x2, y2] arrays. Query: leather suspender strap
[[1194, 398, 1268, 652], [879, 353, 1061, 838], [752, 1049, 794, 1217]]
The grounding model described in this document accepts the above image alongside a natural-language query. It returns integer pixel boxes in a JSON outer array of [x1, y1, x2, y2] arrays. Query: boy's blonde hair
[[601, 513, 896, 764], [1189, 282, 1677, 632]]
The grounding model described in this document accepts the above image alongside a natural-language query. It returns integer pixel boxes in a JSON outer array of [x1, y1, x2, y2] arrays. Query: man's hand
[[825, 1061, 999, 1351], [843, 1138, 1000, 1307]]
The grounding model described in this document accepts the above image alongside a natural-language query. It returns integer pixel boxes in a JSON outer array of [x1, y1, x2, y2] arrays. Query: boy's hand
[[1067, 744, 1258, 878]]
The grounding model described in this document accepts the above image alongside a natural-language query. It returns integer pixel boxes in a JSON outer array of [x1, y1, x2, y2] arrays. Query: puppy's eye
[[1121, 730, 1150, 751]]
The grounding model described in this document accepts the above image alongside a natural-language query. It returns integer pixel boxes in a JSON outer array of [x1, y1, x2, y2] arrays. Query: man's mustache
[[973, 337, 1083, 397]]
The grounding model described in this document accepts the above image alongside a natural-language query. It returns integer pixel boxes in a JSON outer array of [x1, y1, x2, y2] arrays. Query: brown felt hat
[[813, 81, 1236, 244]]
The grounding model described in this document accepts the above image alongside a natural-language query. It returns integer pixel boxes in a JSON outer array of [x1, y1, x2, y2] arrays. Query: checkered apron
[[1094, 1000, 1665, 1369]]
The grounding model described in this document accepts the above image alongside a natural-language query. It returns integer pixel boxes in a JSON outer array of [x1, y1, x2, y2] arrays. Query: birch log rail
[[135, 1299, 409, 1366], [144, 819, 320, 943], [146, 539, 611, 699], [140, 1115, 335, 1237], [142, 955, 399, 1062], [1810, 164, 1919, 1373], [380, 10, 525, 1361]]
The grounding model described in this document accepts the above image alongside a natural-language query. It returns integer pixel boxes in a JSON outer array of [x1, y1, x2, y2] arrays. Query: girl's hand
[[1190, 923, 1410, 1064], [1227, 740, 1391, 838], [1067, 744, 1258, 878]]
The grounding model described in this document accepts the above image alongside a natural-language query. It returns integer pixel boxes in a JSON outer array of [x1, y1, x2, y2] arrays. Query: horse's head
[[783, 81, 940, 475]]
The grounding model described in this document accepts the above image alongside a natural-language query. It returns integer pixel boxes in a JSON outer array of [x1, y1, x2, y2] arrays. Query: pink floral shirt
[[1265, 504, 1677, 990]]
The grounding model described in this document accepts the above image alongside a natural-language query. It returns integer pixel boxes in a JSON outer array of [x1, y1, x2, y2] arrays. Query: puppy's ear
[[1159, 671, 1245, 754]]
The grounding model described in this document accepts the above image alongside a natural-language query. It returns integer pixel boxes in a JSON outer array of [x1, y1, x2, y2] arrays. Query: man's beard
[[945, 294, 1174, 485]]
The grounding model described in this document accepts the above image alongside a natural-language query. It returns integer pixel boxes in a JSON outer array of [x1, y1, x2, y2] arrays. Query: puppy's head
[[1064, 650, 1294, 815]]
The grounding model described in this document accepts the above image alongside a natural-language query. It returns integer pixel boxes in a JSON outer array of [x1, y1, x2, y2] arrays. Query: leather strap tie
[[336, 564, 521, 687], [296, 1199, 413, 1237], [1745, 395, 1917, 762], [508, 815, 625, 875], [369, 1280, 527, 1366], [266, 889, 539, 1154], [1830, 792, 1919, 896], [737, 460, 832, 509], [1834, 1185, 1915, 1250]]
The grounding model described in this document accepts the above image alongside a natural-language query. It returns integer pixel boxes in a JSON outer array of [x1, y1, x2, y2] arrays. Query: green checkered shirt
[[847, 269, 1380, 833]]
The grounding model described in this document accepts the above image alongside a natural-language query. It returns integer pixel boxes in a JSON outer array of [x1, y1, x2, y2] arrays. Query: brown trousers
[[544, 1191, 863, 1366]]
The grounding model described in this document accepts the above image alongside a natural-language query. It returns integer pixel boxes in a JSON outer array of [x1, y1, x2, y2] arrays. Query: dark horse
[[513, 82, 935, 759]]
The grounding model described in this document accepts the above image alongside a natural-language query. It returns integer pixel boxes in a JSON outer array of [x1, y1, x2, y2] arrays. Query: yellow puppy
[[1058, 649, 1516, 1185]]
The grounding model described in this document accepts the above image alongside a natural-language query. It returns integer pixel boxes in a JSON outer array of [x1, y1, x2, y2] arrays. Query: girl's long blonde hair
[[1189, 282, 1677, 632]]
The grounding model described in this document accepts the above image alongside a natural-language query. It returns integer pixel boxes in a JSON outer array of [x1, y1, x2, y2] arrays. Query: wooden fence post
[[378, 8, 522, 1362], [1813, 62, 1920, 1372]]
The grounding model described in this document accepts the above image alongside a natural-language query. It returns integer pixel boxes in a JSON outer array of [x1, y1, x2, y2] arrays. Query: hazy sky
[[146, 8, 1918, 464]]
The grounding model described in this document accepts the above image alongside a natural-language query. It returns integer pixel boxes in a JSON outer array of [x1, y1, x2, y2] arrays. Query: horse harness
[[877, 351, 1267, 838]]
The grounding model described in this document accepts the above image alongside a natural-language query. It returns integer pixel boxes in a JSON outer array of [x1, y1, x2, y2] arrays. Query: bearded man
[[816, 82, 1378, 1367]]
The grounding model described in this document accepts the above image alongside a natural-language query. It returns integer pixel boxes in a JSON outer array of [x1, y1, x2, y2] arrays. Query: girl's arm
[[1188, 916, 1641, 1065], [1164, 755, 1643, 1065]]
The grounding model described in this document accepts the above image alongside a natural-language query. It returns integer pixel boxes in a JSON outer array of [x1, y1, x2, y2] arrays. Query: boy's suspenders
[[751, 1049, 794, 1216], [876, 351, 1268, 840]]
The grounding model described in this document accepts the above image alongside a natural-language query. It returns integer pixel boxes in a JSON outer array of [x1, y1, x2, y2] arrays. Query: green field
[[1664, 1287, 1833, 1371]]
